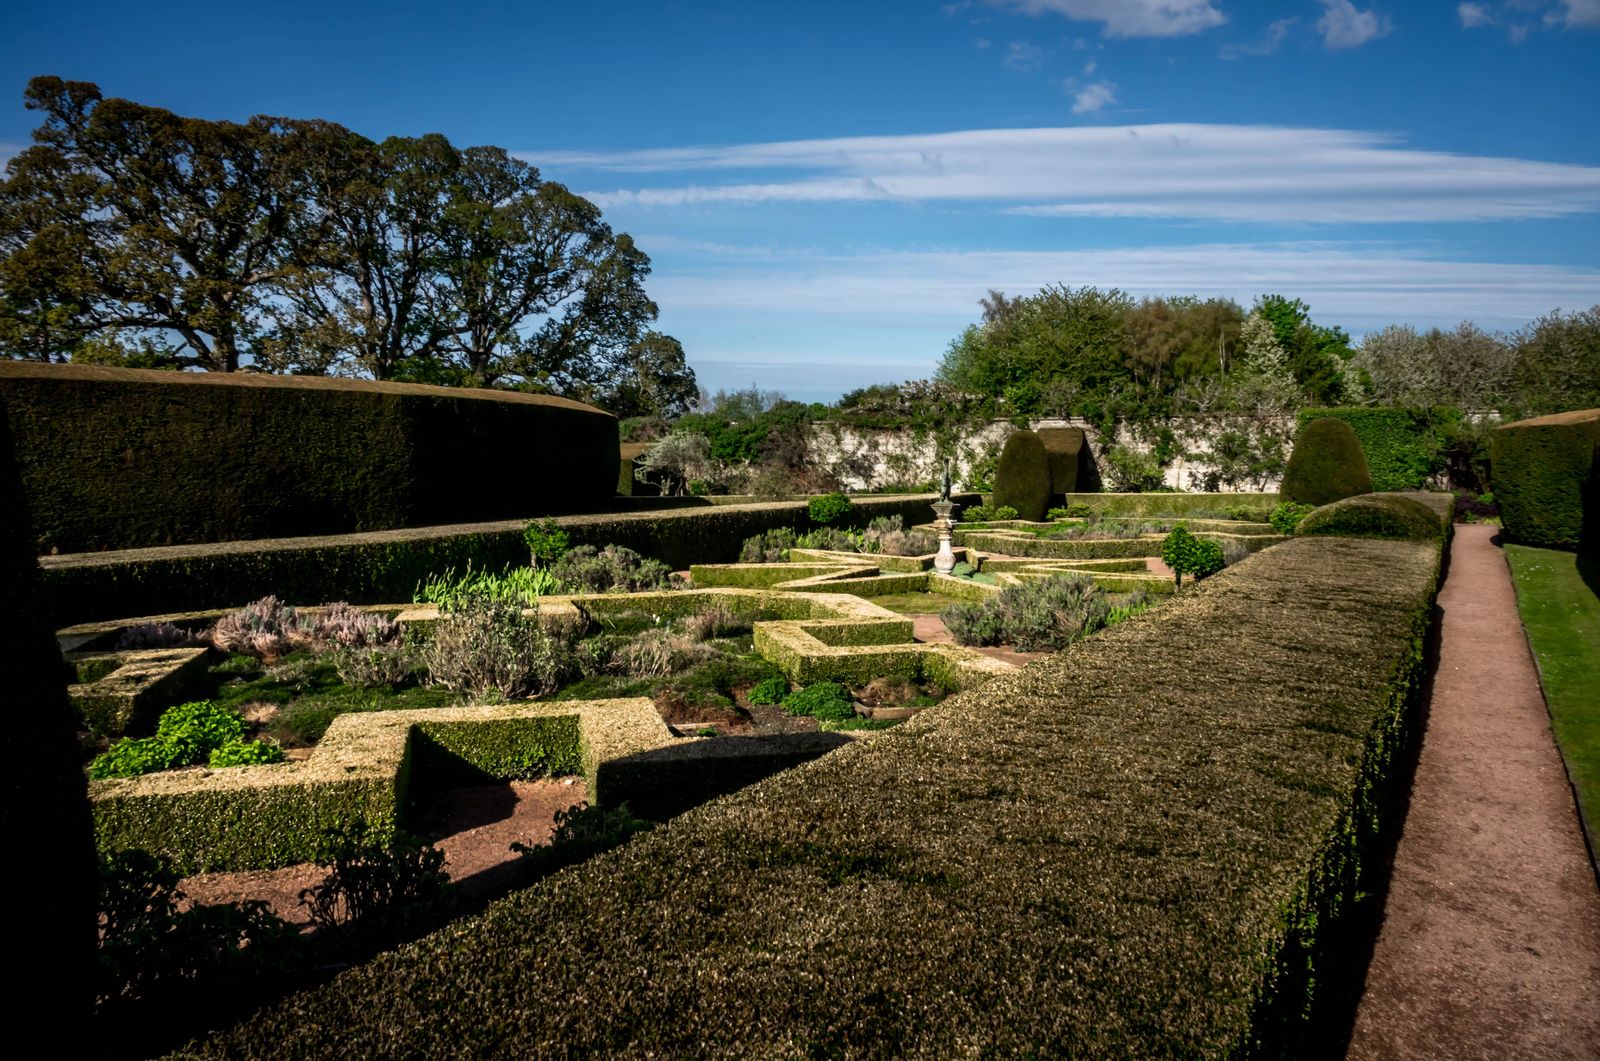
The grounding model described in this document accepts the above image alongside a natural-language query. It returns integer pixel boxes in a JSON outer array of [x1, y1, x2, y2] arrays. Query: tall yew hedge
[[1492, 408, 1600, 553], [1297, 407, 1459, 493]]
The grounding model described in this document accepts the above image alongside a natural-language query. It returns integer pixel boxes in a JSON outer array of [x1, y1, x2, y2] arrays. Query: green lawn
[[1504, 544, 1600, 842]]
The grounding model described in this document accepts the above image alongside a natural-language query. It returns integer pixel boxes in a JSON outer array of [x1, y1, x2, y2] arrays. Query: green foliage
[[88, 737, 194, 780], [208, 739, 287, 768], [1099, 445, 1166, 492], [807, 492, 854, 525], [1492, 409, 1600, 553], [414, 562, 559, 610], [522, 518, 570, 567], [1295, 493, 1451, 542], [1298, 407, 1458, 492], [993, 430, 1051, 521], [1270, 501, 1317, 535], [781, 682, 857, 722], [552, 545, 675, 593], [1160, 524, 1223, 586], [88, 700, 255, 779], [739, 527, 797, 563], [1281, 417, 1374, 506], [794, 526, 864, 552], [747, 677, 790, 706], [157, 699, 246, 751], [298, 821, 453, 950], [961, 504, 1019, 523]]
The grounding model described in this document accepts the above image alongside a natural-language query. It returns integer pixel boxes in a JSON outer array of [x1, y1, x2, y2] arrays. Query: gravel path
[[1345, 524, 1600, 1060]]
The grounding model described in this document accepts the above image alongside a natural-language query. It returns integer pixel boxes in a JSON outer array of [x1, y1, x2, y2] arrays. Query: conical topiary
[[1280, 418, 1374, 506], [992, 430, 1052, 521]]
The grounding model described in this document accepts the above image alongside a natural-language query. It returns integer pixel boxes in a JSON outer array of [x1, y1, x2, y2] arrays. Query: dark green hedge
[[1036, 426, 1090, 495], [181, 535, 1443, 1059], [42, 494, 977, 624], [1492, 409, 1600, 553], [1296, 492, 1453, 542], [992, 430, 1051, 521], [1281, 418, 1374, 506], [0, 363, 620, 553], [1299, 407, 1459, 493]]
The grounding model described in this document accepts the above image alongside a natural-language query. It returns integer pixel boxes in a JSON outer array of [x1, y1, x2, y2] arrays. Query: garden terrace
[[38, 492, 976, 625], [185, 535, 1445, 1058]]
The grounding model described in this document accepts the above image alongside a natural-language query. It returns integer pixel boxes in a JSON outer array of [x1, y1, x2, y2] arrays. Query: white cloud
[[974, 36, 993, 49], [1220, 16, 1297, 57], [1070, 81, 1117, 113], [1083, 59, 1097, 75], [1003, 41, 1044, 70], [986, 1, 1226, 39], [1458, 3, 1496, 27], [649, 241, 1600, 334], [537, 124, 1600, 224], [1556, 0, 1600, 26], [1316, 0, 1391, 49]]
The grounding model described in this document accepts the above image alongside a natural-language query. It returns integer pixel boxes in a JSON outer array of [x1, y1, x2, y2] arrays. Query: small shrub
[[863, 515, 936, 556], [781, 682, 857, 722], [1046, 506, 1070, 521], [210, 596, 304, 658], [1270, 501, 1316, 535], [747, 676, 790, 706], [795, 526, 864, 552], [739, 527, 796, 563], [208, 739, 287, 768], [1191, 539, 1226, 580], [553, 545, 675, 593], [157, 699, 246, 754], [1101, 445, 1166, 492], [88, 736, 195, 780], [116, 621, 203, 650], [522, 517, 571, 567], [808, 492, 854, 525], [943, 575, 1111, 651], [303, 602, 401, 649], [617, 629, 716, 678], [940, 603, 1006, 647], [682, 603, 739, 642], [298, 822, 453, 950], [961, 504, 1020, 523], [423, 595, 579, 699]]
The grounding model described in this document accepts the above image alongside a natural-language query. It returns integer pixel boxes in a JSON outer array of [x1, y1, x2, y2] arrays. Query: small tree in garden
[[1161, 524, 1225, 588], [808, 491, 853, 525], [522, 517, 570, 568]]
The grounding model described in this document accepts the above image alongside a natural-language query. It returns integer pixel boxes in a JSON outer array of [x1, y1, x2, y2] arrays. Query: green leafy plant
[[88, 736, 195, 780], [157, 698, 246, 751], [781, 682, 857, 722], [1161, 524, 1224, 587], [739, 527, 797, 563], [1270, 501, 1316, 535], [89, 699, 258, 779], [961, 504, 1020, 523], [298, 821, 454, 950], [523, 517, 571, 567], [415, 562, 560, 610], [552, 545, 675, 593], [795, 526, 865, 552], [747, 677, 790, 705], [808, 492, 854, 524], [208, 739, 287, 768]]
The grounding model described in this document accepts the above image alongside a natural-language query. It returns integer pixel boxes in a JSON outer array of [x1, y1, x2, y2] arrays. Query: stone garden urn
[[932, 499, 959, 575]]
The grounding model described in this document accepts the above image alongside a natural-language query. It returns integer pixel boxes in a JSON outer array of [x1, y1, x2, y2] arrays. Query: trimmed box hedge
[[1062, 492, 1279, 519], [1281, 417, 1374, 506], [1296, 492, 1453, 542], [992, 429, 1051, 521], [68, 647, 214, 736], [0, 362, 621, 552], [1298, 407, 1458, 492], [39, 493, 975, 625], [1491, 408, 1600, 553], [183, 535, 1443, 1058]]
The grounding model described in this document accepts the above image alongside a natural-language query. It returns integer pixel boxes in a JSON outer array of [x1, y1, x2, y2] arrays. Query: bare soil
[[1345, 525, 1600, 1060], [910, 613, 1051, 668], [179, 779, 587, 924]]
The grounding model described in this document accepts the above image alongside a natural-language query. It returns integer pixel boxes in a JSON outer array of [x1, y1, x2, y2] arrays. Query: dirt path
[[1346, 524, 1600, 1060]]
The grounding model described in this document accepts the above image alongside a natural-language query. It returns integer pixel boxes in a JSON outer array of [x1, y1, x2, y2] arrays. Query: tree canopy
[[0, 77, 695, 416]]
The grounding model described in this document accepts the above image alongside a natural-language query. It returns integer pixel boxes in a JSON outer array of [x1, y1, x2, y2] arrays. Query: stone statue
[[939, 459, 952, 502]]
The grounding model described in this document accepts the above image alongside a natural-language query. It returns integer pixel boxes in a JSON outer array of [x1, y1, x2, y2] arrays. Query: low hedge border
[[1296, 492, 1454, 542], [1060, 492, 1280, 518], [183, 535, 1444, 1058], [39, 493, 978, 625], [957, 530, 1288, 560], [67, 647, 214, 736]]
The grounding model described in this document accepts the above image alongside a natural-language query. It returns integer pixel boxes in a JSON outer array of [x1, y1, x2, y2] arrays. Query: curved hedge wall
[[1492, 408, 1600, 553], [1296, 492, 1452, 542], [1298, 407, 1458, 492], [992, 429, 1051, 521], [1281, 417, 1374, 506], [0, 363, 620, 552], [185, 535, 1443, 1059]]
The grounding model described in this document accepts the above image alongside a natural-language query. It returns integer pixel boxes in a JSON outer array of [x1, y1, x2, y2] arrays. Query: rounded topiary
[[1280, 418, 1374, 506], [992, 430, 1051, 522], [1295, 492, 1448, 541]]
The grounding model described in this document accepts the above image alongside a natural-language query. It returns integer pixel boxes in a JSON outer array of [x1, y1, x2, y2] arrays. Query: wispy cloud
[[1316, 0, 1391, 49], [1003, 40, 1044, 71], [1456, 1, 1599, 38], [1554, 0, 1600, 27], [1458, 3, 1496, 28], [1070, 81, 1117, 113], [650, 241, 1600, 334], [537, 124, 1600, 224], [985, 0, 1226, 39], [1220, 17, 1297, 58]]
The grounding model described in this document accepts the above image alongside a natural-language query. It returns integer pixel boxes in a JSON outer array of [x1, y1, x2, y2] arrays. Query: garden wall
[[0, 363, 620, 553], [186, 534, 1444, 1058], [41, 493, 977, 624]]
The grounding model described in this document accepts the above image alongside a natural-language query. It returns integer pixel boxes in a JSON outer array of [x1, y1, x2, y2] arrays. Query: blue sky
[[3, 1, 1598, 401]]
